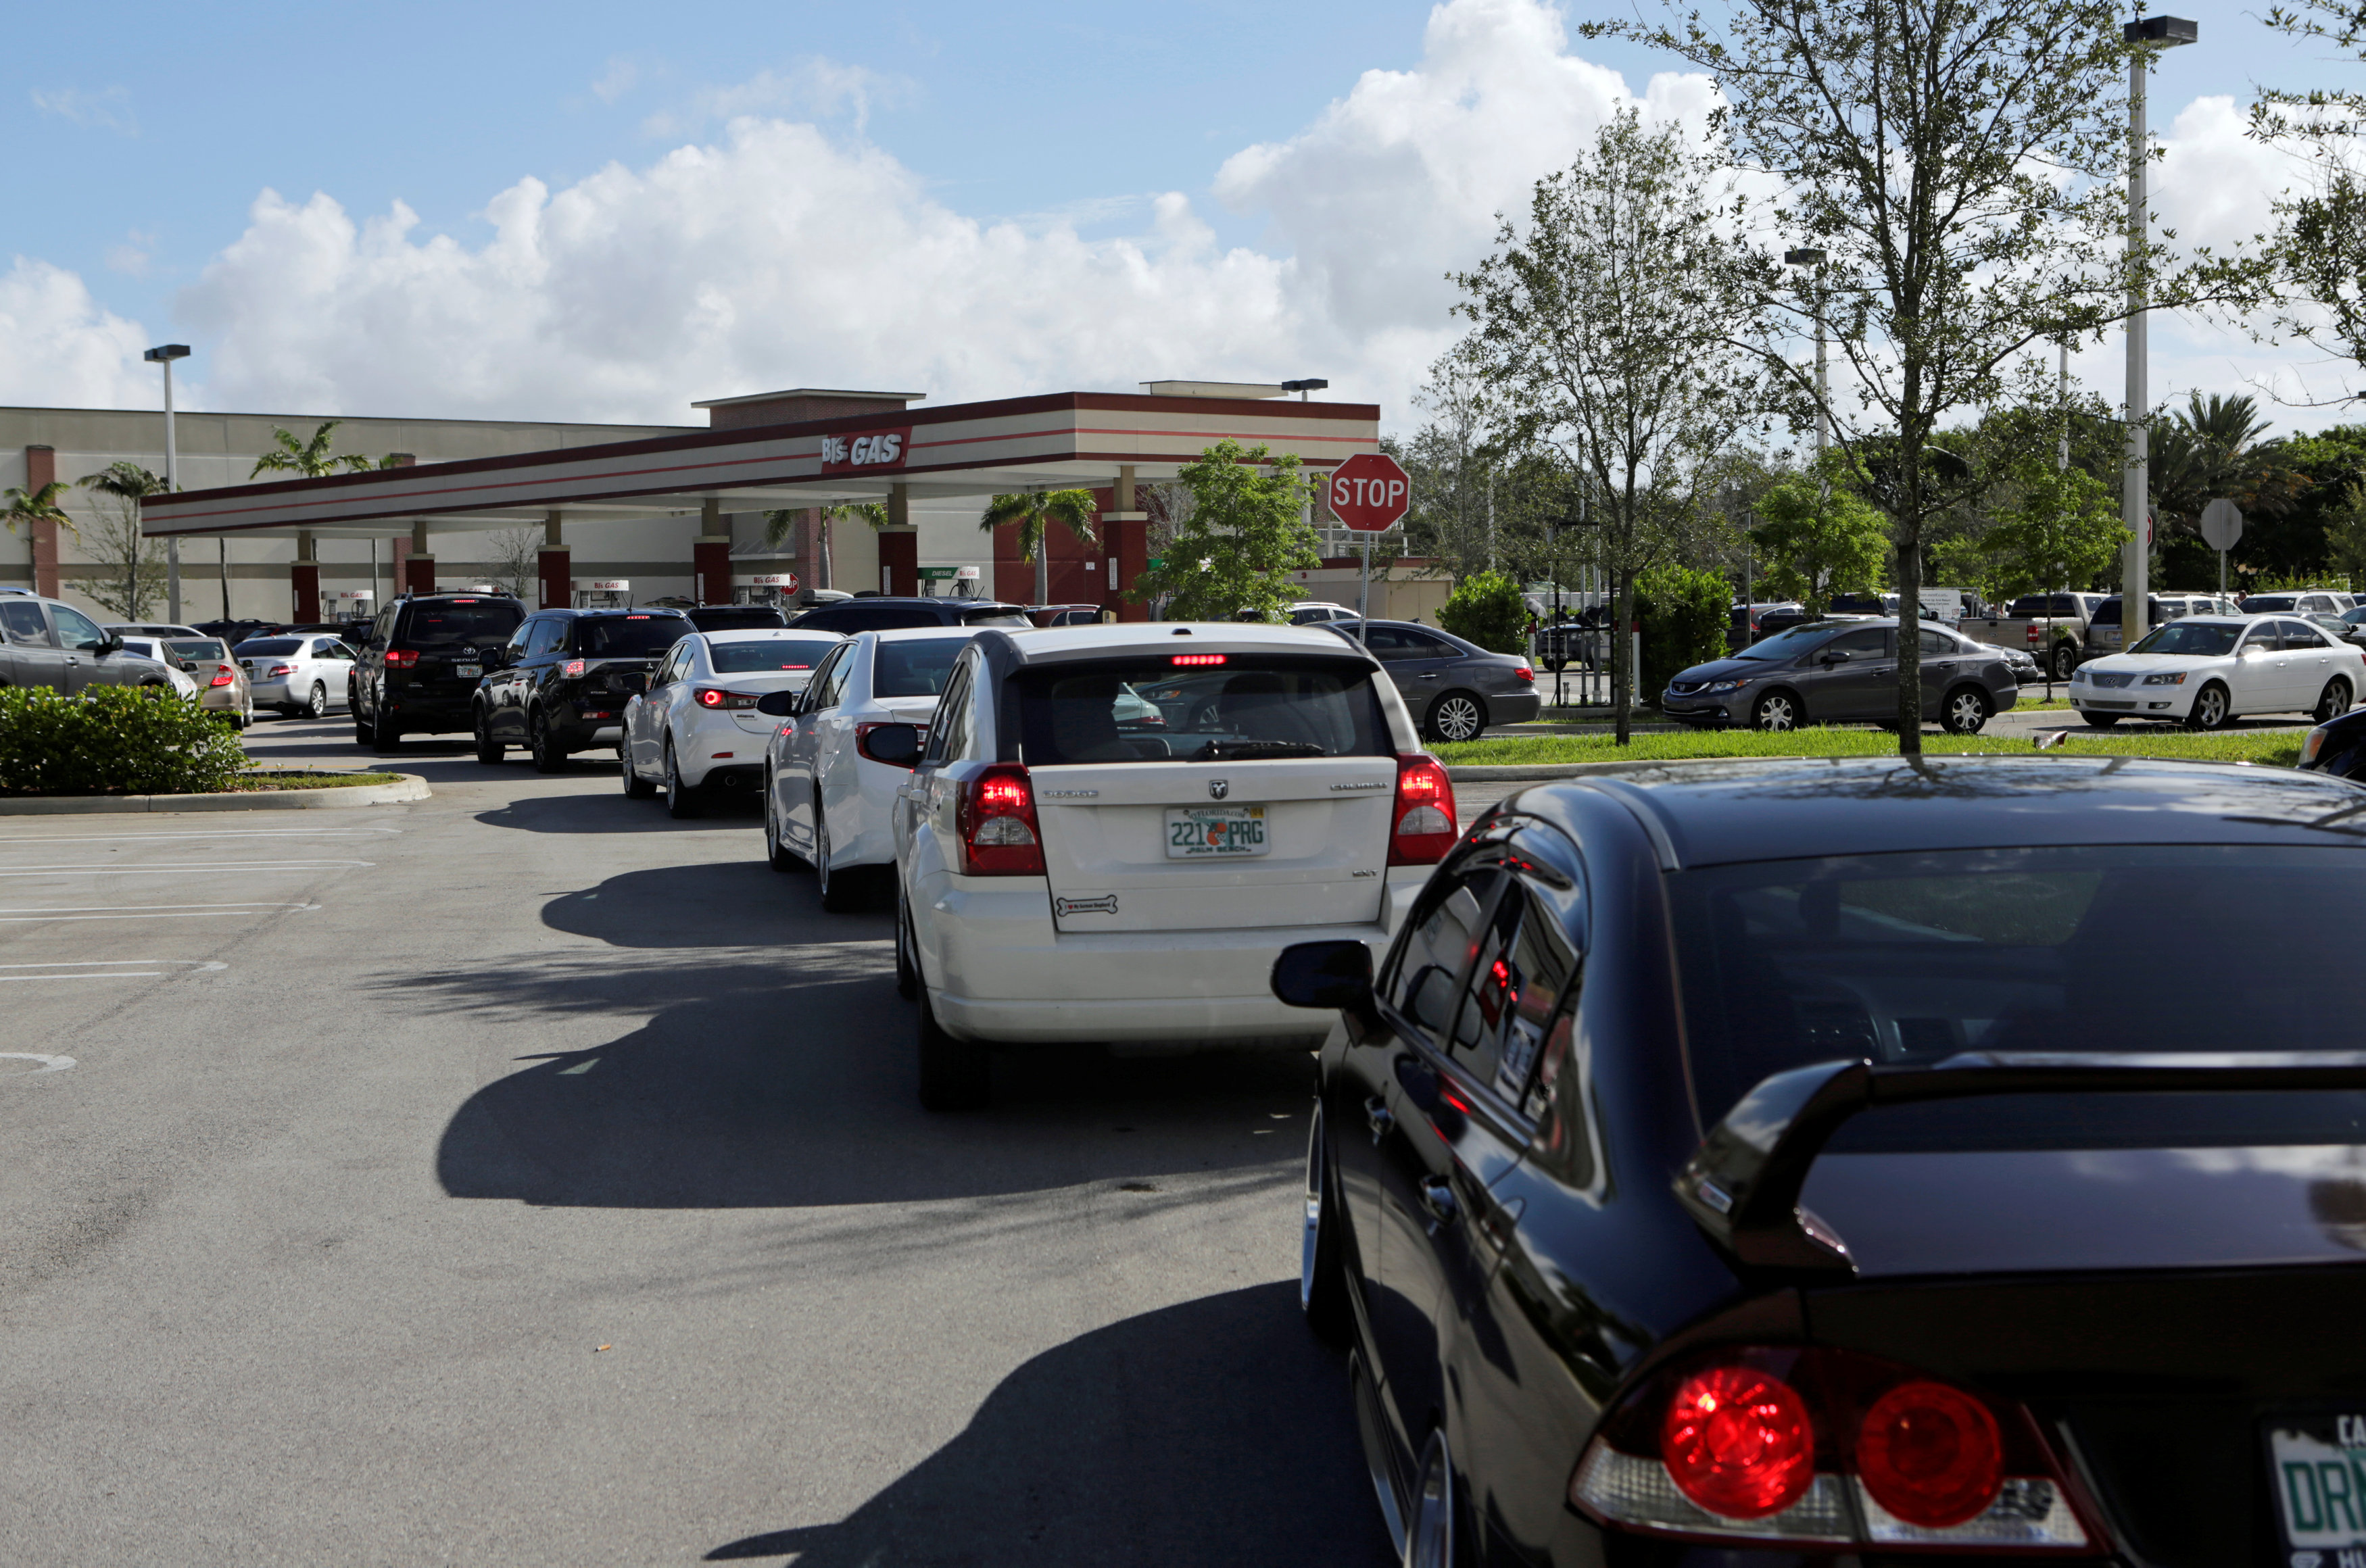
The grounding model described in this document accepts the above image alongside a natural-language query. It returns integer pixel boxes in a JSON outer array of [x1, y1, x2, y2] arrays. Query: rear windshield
[[1017, 656, 1389, 764], [708, 635, 842, 673], [574, 616, 687, 658], [873, 637, 972, 697], [806, 606, 944, 633], [1670, 846, 2366, 1149], [2129, 622, 2240, 656], [963, 608, 1034, 627], [2245, 595, 2298, 611], [402, 602, 524, 649], [235, 638, 304, 656], [687, 607, 786, 631], [167, 639, 228, 661]]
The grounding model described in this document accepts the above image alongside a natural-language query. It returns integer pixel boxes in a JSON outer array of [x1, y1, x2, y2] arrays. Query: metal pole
[[1358, 533, 1371, 645], [162, 360, 180, 622], [2123, 45, 2151, 653]]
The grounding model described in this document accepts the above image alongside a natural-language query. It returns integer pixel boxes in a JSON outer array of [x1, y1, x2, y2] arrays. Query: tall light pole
[[1784, 247, 1829, 467], [2121, 16, 2196, 654], [143, 344, 191, 622]]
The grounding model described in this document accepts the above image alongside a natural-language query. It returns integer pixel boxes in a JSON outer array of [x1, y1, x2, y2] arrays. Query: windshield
[[708, 635, 842, 673], [873, 637, 973, 697], [1017, 656, 1389, 764], [235, 638, 304, 656], [403, 603, 523, 650], [1670, 846, 2366, 1148], [2245, 595, 2297, 611], [2127, 622, 2240, 656], [575, 616, 686, 658], [1733, 624, 1845, 662]]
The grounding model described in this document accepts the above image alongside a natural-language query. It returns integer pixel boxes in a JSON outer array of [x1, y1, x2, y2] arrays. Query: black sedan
[[1274, 754, 2366, 1567], [1662, 617, 2018, 732]]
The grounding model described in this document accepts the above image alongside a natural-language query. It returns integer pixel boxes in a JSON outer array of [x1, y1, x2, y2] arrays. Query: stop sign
[[1328, 453, 1411, 533]]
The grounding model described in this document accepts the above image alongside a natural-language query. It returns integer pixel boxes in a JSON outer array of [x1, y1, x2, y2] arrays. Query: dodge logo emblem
[[1208, 779, 1229, 800]]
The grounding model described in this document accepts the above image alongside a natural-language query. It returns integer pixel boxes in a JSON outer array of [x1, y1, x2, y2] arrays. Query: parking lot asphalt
[[0, 714, 1411, 1566]]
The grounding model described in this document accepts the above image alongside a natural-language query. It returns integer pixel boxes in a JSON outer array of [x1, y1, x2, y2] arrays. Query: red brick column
[[404, 554, 437, 595], [538, 548, 571, 610], [25, 445, 60, 597], [694, 539, 732, 605], [291, 564, 321, 622], [877, 530, 918, 597]]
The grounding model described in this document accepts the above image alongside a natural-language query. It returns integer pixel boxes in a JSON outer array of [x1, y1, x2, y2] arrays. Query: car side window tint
[[1405, 631, 1457, 658], [1447, 882, 1525, 1079], [1828, 628, 1888, 658], [825, 647, 858, 708], [804, 645, 848, 710], [51, 604, 105, 650], [1918, 628, 1953, 655], [925, 664, 973, 764], [0, 602, 48, 645], [1386, 865, 1507, 1039], [2285, 619, 2327, 648]]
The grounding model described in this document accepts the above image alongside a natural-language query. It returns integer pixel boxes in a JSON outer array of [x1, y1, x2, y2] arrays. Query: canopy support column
[[878, 483, 918, 597], [538, 510, 570, 610], [291, 531, 320, 622], [695, 497, 731, 606], [404, 520, 435, 596]]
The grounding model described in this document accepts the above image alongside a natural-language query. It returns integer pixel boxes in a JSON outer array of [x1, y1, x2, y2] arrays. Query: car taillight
[[386, 649, 420, 668], [1388, 754, 1457, 866], [693, 687, 760, 710], [956, 763, 1044, 875], [1514, 664, 1535, 683], [267, 663, 296, 677], [208, 670, 235, 687], [2025, 626, 2041, 643], [1570, 1346, 2096, 1552], [563, 659, 586, 677]]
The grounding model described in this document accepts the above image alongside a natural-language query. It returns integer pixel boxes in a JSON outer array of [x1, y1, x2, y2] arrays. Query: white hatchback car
[[760, 627, 982, 910], [231, 633, 357, 718], [891, 622, 1455, 1109], [2071, 614, 2366, 729], [619, 629, 846, 818]]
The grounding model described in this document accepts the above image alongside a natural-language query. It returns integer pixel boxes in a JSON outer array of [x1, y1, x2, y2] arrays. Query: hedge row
[[0, 685, 247, 795]]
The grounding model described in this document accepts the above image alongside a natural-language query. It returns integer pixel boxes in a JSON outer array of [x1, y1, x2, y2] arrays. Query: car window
[[1017, 656, 1391, 764], [1386, 866, 1507, 1039], [873, 637, 971, 697], [49, 604, 106, 650], [805, 645, 851, 710], [2131, 622, 2240, 656], [1359, 625, 1427, 660], [237, 638, 304, 656], [2282, 619, 2329, 648], [836, 606, 944, 633], [1827, 628, 1889, 658], [708, 635, 842, 674], [924, 662, 975, 765], [402, 602, 525, 650], [1917, 628, 1956, 655], [574, 616, 684, 658], [0, 602, 51, 645]]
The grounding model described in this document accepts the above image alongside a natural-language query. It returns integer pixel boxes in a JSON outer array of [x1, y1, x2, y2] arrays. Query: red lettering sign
[[819, 427, 914, 474]]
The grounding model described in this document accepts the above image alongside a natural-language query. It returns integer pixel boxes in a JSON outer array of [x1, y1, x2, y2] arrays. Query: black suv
[[351, 592, 528, 748], [473, 608, 692, 770], [786, 597, 1031, 634]]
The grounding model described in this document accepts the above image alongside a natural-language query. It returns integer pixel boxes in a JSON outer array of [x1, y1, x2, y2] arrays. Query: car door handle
[[1418, 671, 1439, 679], [1363, 1095, 1394, 1142], [1419, 1175, 1459, 1231]]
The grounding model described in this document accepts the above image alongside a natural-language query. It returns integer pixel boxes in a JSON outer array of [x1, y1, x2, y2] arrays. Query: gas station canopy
[[141, 387, 1381, 540]]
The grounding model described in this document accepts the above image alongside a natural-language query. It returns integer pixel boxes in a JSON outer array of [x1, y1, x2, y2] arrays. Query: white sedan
[[619, 629, 845, 818], [110, 635, 203, 700], [2072, 614, 2366, 729], [762, 627, 982, 911], [231, 634, 356, 718]]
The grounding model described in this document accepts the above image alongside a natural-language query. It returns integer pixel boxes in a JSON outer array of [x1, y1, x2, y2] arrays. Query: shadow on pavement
[[476, 788, 763, 837], [703, 1283, 1391, 1567]]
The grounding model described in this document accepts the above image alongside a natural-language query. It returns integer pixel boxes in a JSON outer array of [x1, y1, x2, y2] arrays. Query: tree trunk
[[819, 516, 833, 592]]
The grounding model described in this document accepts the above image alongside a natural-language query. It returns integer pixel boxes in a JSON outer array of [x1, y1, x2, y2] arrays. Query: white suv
[[892, 622, 1456, 1108]]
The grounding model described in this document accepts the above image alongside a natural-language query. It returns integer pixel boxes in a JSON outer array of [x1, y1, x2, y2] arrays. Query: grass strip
[[220, 772, 403, 792], [1434, 727, 2304, 769]]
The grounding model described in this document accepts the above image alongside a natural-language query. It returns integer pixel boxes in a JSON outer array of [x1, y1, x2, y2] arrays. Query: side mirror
[[755, 689, 798, 718], [863, 722, 923, 767], [95, 634, 122, 655], [1271, 939, 1376, 1014], [1819, 650, 1852, 665]]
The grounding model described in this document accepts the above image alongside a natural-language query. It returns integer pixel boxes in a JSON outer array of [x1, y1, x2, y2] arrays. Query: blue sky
[[3, 0, 2359, 431]]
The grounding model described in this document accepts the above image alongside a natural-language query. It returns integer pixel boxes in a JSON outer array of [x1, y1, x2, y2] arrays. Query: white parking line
[[0, 1054, 75, 1075], [0, 960, 228, 982], [0, 828, 400, 844], [0, 861, 373, 877], [0, 902, 320, 922]]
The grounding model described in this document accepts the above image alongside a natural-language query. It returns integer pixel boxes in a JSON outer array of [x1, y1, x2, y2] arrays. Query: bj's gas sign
[[820, 428, 913, 473]]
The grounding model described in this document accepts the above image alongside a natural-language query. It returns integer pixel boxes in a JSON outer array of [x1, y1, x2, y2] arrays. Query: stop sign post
[[1326, 454, 1411, 636], [2199, 498, 2243, 595]]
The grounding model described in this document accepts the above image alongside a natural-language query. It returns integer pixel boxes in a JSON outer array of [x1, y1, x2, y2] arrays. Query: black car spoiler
[[1675, 1052, 2366, 1275]]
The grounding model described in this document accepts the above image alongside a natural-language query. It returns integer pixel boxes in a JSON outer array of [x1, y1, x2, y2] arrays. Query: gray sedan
[[1320, 619, 1540, 741], [1660, 617, 2020, 733]]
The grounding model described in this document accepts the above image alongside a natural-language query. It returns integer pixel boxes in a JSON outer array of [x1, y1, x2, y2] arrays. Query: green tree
[[980, 491, 1100, 606], [1954, 453, 2127, 602], [1130, 440, 1318, 622], [2325, 479, 2366, 591], [3, 478, 72, 540], [1749, 460, 1889, 615], [76, 462, 172, 619], [1437, 569, 1528, 652], [241, 422, 383, 615], [1636, 562, 1733, 694]]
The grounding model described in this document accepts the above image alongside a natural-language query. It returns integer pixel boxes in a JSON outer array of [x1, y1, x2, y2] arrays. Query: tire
[[2187, 681, 2233, 731], [816, 808, 865, 912], [2317, 679, 2354, 726], [370, 710, 401, 751], [1940, 685, 1991, 735], [664, 740, 704, 819], [305, 682, 327, 720], [894, 881, 919, 1000], [1751, 690, 1800, 732], [916, 987, 990, 1111], [2084, 712, 2123, 728], [529, 710, 566, 774], [1301, 1107, 1351, 1344], [762, 769, 798, 865], [474, 712, 505, 765], [621, 744, 657, 800], [1405, 1429, 1460, 1568], [2050, 641, 2080, 681], [1424, 691, 1486, 744]]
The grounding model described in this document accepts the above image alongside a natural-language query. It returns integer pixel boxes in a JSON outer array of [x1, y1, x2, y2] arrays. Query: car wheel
[[1941, 685, 1990, 735], [894, 881, 919, 999], [664, 740, 704, 819], [474, 710, 504, 766], [2187, 681, 2233, 731], [529, 710, 566, 773], [1751, 690, 1799, 731], [305, 682, 327, 720], [2050, 642, 2080, 681], [816, 808, 865, 912], [915, 987, 989, 1111], [763, 770, 799, 866], [2317, 678, 2353, 725], [1424, 691, 1485, 743], [620, 744, 656, 799], [1405, 1430, 1460, 1568], [1301, 1107, 1351, 1344]]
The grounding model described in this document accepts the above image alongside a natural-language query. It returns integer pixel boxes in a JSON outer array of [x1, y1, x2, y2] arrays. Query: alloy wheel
[[306, 683, 327, 720], [2319, 680, 2352, 725], [665, 743, 702, 818], [1945, 689, 1987, 734], [1430, 694, 1482, 743], [1753, 693, 1797, 732], [2192, 684, 2229, 730]]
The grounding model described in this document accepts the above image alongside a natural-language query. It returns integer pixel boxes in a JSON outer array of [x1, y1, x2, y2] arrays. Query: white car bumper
[[920, 870, 1426, 1046], [677, 711, 776, 786], [2071, 680, 2194, 719]]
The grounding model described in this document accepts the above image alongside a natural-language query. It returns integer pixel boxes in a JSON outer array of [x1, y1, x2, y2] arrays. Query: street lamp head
[[1783, 247, 1827, 267], [1280, 378, 1330, 393], [2123, 16, 2196, 45], [143, 344, 191, 363]]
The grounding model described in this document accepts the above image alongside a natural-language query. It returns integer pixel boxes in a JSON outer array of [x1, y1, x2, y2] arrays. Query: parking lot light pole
[[143, 344, 191, 622], [2121, 16, 2196, 655]]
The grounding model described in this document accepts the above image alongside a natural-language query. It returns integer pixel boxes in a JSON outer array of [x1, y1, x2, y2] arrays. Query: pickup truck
[[1961, 592, 2103, 680]]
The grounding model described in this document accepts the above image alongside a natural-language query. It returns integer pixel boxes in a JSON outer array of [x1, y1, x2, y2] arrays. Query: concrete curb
[[0, 773, 431, 815]]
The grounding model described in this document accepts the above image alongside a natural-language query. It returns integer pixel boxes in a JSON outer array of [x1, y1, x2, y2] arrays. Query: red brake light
[[1661, 1367, 1816, 1519], [626, 614, 650, 620], [2025, 625, 2041, 643], [1514, 664, 1535, 683], [385, 649, 419, 668], [268, 663, 296, 677], [1858, 1381, 2003, 1528], [1172, 653, 1227, 666], [208, 670, 235, 687], [693, 687, 760, 710], [562, 659, 586, 678], [957, 763, 1044, 875], [452, 598, 477, 603], [1389, 754, 1458, 865]]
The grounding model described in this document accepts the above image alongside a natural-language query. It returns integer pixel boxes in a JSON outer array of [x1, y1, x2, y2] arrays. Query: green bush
[[1636, 563, 1732, 695], [1438, 569, 1529, 653], [0, 685, 247, 795]]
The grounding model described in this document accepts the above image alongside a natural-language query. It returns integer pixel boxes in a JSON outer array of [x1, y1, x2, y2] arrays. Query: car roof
[[984, 621, 1381, 664], [1515, 756, 2366, 871], [863, 624, 994, 644], [534, 606, 683, 618], [700, 627, 844, 642]]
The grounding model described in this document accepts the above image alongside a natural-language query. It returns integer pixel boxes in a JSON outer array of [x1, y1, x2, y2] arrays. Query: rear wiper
[[1188, 739, 1326, 760]]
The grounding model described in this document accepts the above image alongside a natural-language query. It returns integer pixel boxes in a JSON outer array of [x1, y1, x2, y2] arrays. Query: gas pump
[[734, 572, 799, 608], [574, 578, 632, 610]]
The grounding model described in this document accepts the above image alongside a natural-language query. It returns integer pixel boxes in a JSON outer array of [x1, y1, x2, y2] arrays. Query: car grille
[[1667, 680, 1705, 695], [2089, 672, 2134, 688], [2085, 697, 2137, 709]]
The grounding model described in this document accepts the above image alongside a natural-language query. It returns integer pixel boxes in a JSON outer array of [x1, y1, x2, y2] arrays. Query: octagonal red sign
[[1326, 452, 1411, 533]]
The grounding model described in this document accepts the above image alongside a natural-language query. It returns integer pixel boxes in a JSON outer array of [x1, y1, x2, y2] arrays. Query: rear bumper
[[1487, 689, 1543, 724], [380, 689, 474, 731]]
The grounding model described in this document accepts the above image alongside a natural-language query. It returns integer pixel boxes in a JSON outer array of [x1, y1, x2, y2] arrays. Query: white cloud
[[590, 57, 639, 105], [30, 85, 137, 136], [642, 57, 917, 139], [105, 230, 158, 277], [0, 258, 155, 408]]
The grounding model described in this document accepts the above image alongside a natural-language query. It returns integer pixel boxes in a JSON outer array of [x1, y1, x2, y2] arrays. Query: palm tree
[[78, 462, 170, 618], [980, 490, 1100, 606], [237, 422, 381, 616], [761, 501, 887, 593], [3, 478, 72, 539], [2151, 393, 2299, 539]]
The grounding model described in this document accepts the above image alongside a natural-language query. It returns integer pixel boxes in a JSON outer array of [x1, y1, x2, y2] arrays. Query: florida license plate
[[2267, 1413, 2366, 1558], [1166, 805, 1268, 858], [454, 664, 481, 679]]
